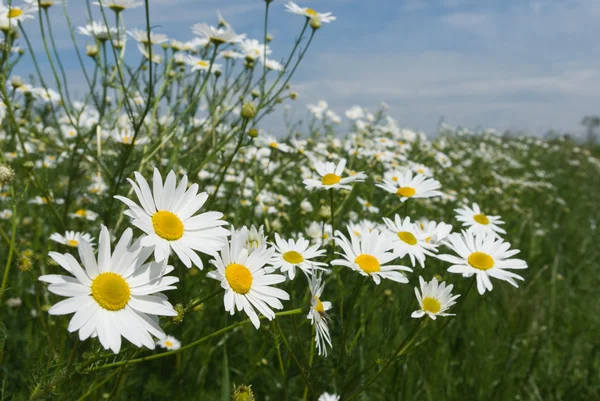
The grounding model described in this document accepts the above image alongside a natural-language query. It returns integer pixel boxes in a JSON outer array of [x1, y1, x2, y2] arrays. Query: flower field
[[1, 1, 599, 400]]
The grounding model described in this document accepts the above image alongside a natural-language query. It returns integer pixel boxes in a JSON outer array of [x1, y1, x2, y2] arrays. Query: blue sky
[[17, 0, 600, 137]]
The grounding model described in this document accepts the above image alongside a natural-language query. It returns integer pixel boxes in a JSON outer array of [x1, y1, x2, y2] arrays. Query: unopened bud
[[290, 92, 298, 100], [86, 44, 98, 57], [248, 128, 259, 138], [310, 16, 322, 30], [319, 205, 332, 219], [241, 102, 256, 119], [251, 90, 260, 99]]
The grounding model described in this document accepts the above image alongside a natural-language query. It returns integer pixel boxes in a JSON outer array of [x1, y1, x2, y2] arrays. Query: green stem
[[0, 204, 17, 313]]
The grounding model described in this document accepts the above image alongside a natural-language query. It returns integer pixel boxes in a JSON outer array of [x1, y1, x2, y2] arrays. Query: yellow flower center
[[8, 8, 23, 18], [396, 187, 416, 197], [196, 60, 209, 67], [67, 239, 79, 247], [425, 236, 432, 243], [321, 173, 341, 186], [164, 340, 173, 347], [391, 176, 398, 182], [417, 168, 425, 174], [422, 297, 441, 314], [91, 272, 131, 311], [225, 263, 253, 294], [305, 8, 318, 16], [75, 209, 87, 217], [354, 254, 380, 274], [473, 213, 490, 225], [398, 231, 417, 245], [283, 250, 304, 264], [468, 252, 494, 270], [40, 1, 54, 8], [269, 142, 278, 148], [123, 135, 133, 144], [152, 211, 184, 241], [314, 296, 324, 314]]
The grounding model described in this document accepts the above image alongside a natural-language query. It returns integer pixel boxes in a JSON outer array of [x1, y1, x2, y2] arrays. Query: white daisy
[[0, 1, 37, 25], [303, 159, 367, 191], [157, 335, 181, 350], [243, 225, 267, 254], [127, 28, 168, 45], [417, 220, 453, 247], [110, 127, 149, 146], [332, 228, 412, 285], [376, 170, 442, 202], [239, 38, 271, 61], [437, 231, 528, 295], [192, 23, 245, 45], [39, 226, 179, 354], [115, 168, 230, 269], [411, 276, 460, 320], [94, 0, 142, 12], [268, 234, 327, 280], [382, 215, 435, 268], [182, 54, 221, 73], [50, 231, 95, 248], [356, 196, 379, 214], [455, 203, 506, 238], [307, 274, 332, 357], [285, 2, 336, 23], [207, 227, 290, 329], [78, 21, 117, 42], [318, 393, 340, 401]]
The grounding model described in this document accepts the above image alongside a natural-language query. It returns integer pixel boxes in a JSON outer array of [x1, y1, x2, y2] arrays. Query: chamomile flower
[[182, 54, 221, 73], [39, 226, 179, 354], [268, 234, 327, 280], [356, 197, 379, 214], [50, 231, 94, 248], [418, 220, 453, 247], [382, 215, 435, 268], [0, 1, 37, 25], [115, 168, 230, 269], [127, 28, 168, 45], [303, 158, 367, 191], [69, 208, 99, 221], [411, 276, 460, 320], [243, 225, 267, 254], [307, 274, 332, 357], [207, 227, 290, 329], [318, 393, 340, 401], [376, 170, 442, 202], [455, 203, 506, 238], [94, 0, 142, 12], [110, 127, 149, 145], [239, 38, 271, 61], [78, 21, 117, 41], [192, 23, 245, 45], [157, 335, 181, 350], [285, 2, 336, 23], [437, 231, 528, 295], [332, 228, 412, 285]]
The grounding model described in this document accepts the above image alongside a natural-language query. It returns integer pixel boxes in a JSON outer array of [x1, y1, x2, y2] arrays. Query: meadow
[[0, 1, 599, 400]]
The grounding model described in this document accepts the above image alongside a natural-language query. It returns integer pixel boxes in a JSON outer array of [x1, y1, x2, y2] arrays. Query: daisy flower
[[0, 1, 37, 25], [182, 54, 221, 73], [127, 28, 168, 45], [192, 23, 245, 45], [69, 208, 98, 221], [50, 231, 94, 248], [110, 127, 149, 146], [411, 276, 460, 320], [239, 38, 271, 61], [94, 0, 142, 12], [303, 159, 367, 191], [243, 225, 267, 254], [285, 2, 336, 23], [78, 21, 117, 42], [39, 226, 179, 354], [437, 231, 528, 295], [376, 170, 442, 202], [318, 393, 340, 401], [455, 203, 506, 238], [157, 335, 181, 350], [207, 227, 290, 329], [268, 234, 327, 280], [307, 274, 332, 357], [417, 220, 453, 247], [382, 215, 435, 268], [356, 196, 379, 214], [115, 168, 230, 269], [332, 228, 413, 285]]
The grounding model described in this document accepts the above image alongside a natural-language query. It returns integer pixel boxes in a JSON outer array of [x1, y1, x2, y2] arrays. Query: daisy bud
[[266, 34, 273, 43], [18, 250, 34, 272], [251, 90, 260, 99], [310, 16, 322, 30], [232, 384, 255, 401], [86, 44, 98, 57], [248, 128, 259, 138], [171, 304, 185, 324], [241, 102, 256, 120], [23, 161, 34, 170], [290, 92, 298, 100], [215, 70, 222, 78], [319, 205, 331, 219], [0, 165, 14, 186]]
